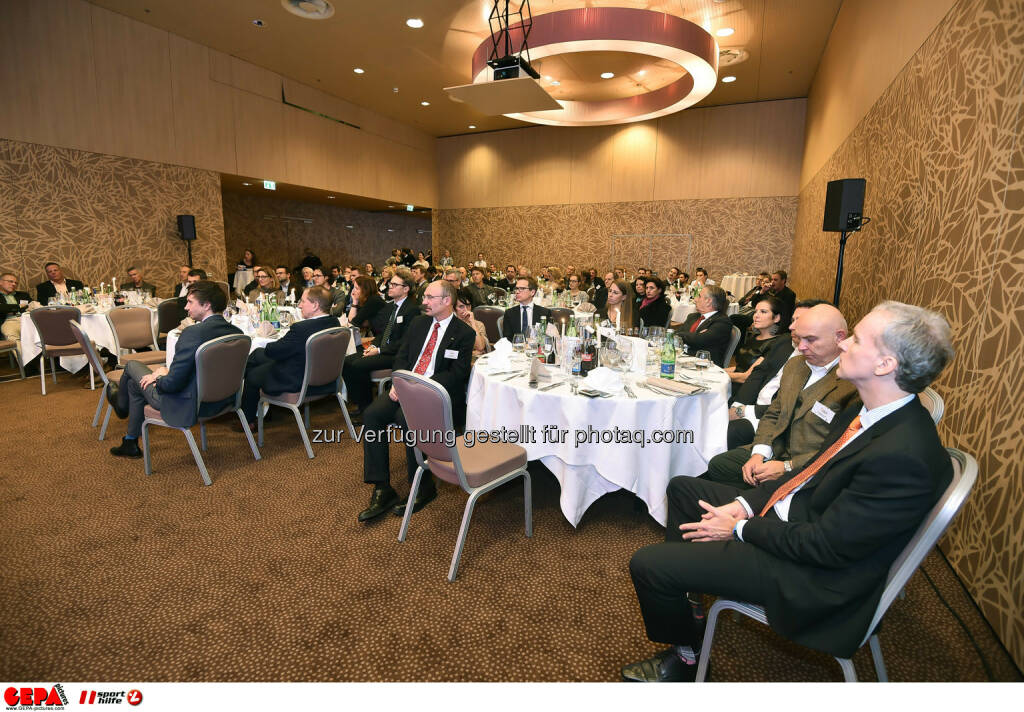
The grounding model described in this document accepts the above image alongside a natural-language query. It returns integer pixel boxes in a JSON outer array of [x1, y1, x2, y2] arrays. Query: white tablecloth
[[232, 269, 254, 296], [669, 300, 739, 324], [720, 274, 759, 299], [165, 320, 357, 365], [20, 309, 148, 373], [466, 355, 729, 527]]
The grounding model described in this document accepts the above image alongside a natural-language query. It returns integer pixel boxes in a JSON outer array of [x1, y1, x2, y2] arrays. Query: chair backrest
[[391, 370, 471, 491], [473, 306, 504, 344], [297, 327, 350, 400], [107, 305, 157, 351], [157, 298, 187, 334], [30, 306, 81, 348], [722, 326, 743, 367], [490, 287, 507, 301], [548, 307, 573, 327], [194, 334, 252, 412], [69, 320, 112, 386], [213, 281, 231, 301], [860, 448, 977, 646], [917, 387, 945, 425]]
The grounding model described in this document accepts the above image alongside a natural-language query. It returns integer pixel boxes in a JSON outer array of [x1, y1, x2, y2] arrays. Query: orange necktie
[[758, 415, 862, 516]]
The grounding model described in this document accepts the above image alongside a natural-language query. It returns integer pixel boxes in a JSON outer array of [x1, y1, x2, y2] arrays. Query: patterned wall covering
[[790, 0, 1024, 667], [0, 138, 226, 299], [434, 196, 798, 279], [221, 192, 431, 281]]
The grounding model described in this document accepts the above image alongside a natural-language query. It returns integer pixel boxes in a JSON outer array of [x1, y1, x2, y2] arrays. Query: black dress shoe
[[109, 436, 143, 459], [105, 382, 129, 419], [358, 486, 399, 523], [621, 648, 699, 682], [392, 481, 438, 517]]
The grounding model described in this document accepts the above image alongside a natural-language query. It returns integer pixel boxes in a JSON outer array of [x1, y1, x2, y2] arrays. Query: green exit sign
[[263, 180, 276, 190]]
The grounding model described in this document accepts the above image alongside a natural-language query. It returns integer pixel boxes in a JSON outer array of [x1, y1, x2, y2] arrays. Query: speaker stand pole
[[185, 239, 193, 268], [833, 230, 849, 307]]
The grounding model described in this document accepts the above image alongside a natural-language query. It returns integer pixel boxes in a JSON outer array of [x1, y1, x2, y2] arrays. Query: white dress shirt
[[734, 394, 916, 538], [751, 355, 841, 461], [412, 313, 454, 379]]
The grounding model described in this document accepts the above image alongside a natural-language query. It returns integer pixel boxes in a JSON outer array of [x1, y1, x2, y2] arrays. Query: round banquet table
[[20, 307, 155, 373], [466, 354, 729, 527], [720, 274, 759, 299], [164, 318, 357, 365]]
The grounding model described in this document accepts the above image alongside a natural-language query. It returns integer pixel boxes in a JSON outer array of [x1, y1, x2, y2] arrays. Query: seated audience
[[105, 281, 241, 459], [246, 268, 285, 302], [688, 267, 716, 289], [706, 304, 860, 487], [639, 277, 671, 328], [455, 288, 490, 361], [737, 272, 772, 308], [358, 281, 475, 522], [596, 279, 638, 332], [623, 301, 954, 681], [473, 253, 488, 269], [172, 265, 191, 298], [502, 276, 551, 339], [565, 274, 589, 305], [235, 249, 257, 272], [300, 266, 315, 288], [238, 286, 337, 428], [1, 272, 30, 357], [411, 265, 429, 302], [438, 249, 454, 267], [590, 272, 611, 311], [346, 276, 387, 335], [275, 266, 294, 300], [466, 266, 494, 307], [496, 265, 518, 293], [633, 277, 646, 307], [725, 296, 789, 385], [126, 266, 156, 297], [674, 286, 734, 367], [769, 270, 797, 326], [36, 262, 85, 303]]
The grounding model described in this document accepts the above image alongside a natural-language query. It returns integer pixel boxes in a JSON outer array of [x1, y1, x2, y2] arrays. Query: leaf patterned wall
[[434, 196, 798, 279], [0, 139, 226, 299], [791, 0, 1024, 667]]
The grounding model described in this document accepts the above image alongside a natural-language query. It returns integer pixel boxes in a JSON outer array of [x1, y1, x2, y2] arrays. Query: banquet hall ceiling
[[87, 0, 842, 136]]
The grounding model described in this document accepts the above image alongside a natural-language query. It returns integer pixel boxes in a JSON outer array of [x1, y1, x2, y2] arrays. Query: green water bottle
[[660, 334, 676, 379]]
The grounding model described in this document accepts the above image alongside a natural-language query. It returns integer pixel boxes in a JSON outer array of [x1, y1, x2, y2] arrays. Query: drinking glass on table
[[695, 349, 711, 386], [512, 333, 526, 354], [542, 335, 555, 363], [526, 331, 538, 355], [617, 339, 632, 373], [601, 342, 620, 370]]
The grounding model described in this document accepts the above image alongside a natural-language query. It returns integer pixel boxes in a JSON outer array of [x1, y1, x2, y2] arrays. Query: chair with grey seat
[[156, 298, 186, 347], [695, 447, 978, 682], [0, 339, 25, 381], [257, 327, 356, 458], [29, 306, 90, 394], [548, 307, 573, 331], [722, 326, 743, 368], [69, 320, 123, 441], [917, 387, 944, 425], [107, 305, 166, 366], [473, 306, 504, 344], [391, 369, 533, 581], [141, 333, 260, 486]]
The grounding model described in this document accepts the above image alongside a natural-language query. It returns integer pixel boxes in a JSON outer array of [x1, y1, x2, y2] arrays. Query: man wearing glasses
[[342, 267, 420, 418], [502, 276, 550, 340]]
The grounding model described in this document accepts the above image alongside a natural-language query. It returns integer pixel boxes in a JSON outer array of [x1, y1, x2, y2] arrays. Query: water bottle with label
[[660, 333, 676, 379]]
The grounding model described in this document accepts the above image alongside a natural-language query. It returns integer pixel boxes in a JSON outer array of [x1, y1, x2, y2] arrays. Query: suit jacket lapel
[[792, 366, 838, 421]]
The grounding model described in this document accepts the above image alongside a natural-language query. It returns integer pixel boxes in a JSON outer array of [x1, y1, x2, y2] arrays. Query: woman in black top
[[347, 275, 388, 336], [726, 295, 788, 382], [638, 277, 671, 328], [596, 279, 638, 332]]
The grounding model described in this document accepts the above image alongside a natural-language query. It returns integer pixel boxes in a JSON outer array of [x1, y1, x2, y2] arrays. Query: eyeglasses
[[422, 294, 444, 301], [257, 274, 270, 279], [513, 287, 532, 292], [388, 281, 407, 288]]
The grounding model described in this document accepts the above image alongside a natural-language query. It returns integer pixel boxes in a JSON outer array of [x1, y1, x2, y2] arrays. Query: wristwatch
[[783, 460, 793, 472], [733, 405, 745, 418]]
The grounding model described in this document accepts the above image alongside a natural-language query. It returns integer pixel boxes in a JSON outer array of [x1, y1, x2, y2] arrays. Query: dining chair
[[29, 306, 90, 395], [917, 387, 944, 425], [472, 306, 504, 344], [107, 305, 166, 366], [721, 326, 743, 368], [141, 333, 260, 486], [257, 327, 356, 458], [0, 339, 25, 380], [69, 320, 122, 441], [548, 307, 573, 329], [392, 369, 533, 581], [156, 298, 187, 347], [695, 448, 977, 682]]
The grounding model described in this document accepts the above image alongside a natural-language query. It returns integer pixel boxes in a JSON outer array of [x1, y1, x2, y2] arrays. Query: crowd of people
[[5, 248, 957, 683]]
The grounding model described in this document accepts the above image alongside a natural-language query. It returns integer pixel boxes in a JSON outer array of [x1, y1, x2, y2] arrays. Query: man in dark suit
[[501, 276, 551, 340], [126, 266, 157, 298], [707, 304, 860, 487], [622, 301, 955, 681], [237, 286, 338, 427], [358, 280, 476, 523], [495, 265, 518, 293], [675, 285, 734, 367], [105, 281, 242, 458], [342, 267, 419, 415], [769, 270, 797, 326], [35, 262, 85, 303], [171, 265, 191, 299]]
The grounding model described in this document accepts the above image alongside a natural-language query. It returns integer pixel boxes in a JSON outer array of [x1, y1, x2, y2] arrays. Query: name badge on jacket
[[396, 316, 403, 323], [444, 349, 459, 359], [811, 401, 836, 423]]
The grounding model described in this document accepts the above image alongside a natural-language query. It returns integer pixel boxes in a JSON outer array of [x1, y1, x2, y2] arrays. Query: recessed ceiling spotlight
[[600, 72, 615, 79], [544, 75, 552, 81], [636, 69, 646, 76], [242, 182, 251, 186], [721, 75, 736, 83], [550, 80, 560, 86], [393, 87, 399, 93], [327, 195, 335, 199], [281, 0, 334, 20], [468, 125, 476, 129], [251, 19, 265, 28], [345, 224, 354, 229], [420, 101, 430, 106], [716, 27, 735, 37], [387, 205, 395, 208], [406, 18, 424, 29], [353, 67, 364, 74], [386, 228, 396, 232]]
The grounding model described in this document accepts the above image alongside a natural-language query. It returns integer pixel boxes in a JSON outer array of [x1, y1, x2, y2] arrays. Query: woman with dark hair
[[596, 279, 638, 332], [236, 249, 257, 270], [346, 275, 387, 336], [455, 288, 490, 360], [639, 277, 671, 328], [633, 276, 646, 306], [726, 295, 788, 383]]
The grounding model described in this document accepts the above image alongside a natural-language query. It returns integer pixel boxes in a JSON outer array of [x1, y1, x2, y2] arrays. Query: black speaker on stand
[[177, 214, 197, 267], [822, 179, 870, 308]]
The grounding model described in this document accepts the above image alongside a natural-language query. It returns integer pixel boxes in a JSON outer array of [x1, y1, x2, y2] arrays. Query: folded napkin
[[486, 351, 513, 371], [230, 315, 250, 330], [255, 320, 277, 337], [585, 366, 623, 394], [145, 297, 162, 307], [79, 305, 96, 314], [493, 338, 513, 354], [234, 298, 248, 312], [27, 301, 42, 311], [644, 377, 703, 395], [179, 317, 196, 329]]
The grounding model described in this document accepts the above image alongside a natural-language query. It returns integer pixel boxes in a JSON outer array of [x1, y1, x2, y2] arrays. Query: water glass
[[512, 333, 526, 354], [696, 349, 711, 386]]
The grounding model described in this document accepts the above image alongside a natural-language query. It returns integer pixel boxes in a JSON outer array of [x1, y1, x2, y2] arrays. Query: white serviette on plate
[[584, 366, 624, 394]]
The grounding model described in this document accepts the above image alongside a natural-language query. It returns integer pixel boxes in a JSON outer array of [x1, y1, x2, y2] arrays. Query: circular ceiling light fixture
[[280, 0, 334, 20], [469, 8, 719, 127], [420, 101, 430, 106], [353, 67, 364, 74], [406, 18, 424, 29], [721, 75, 736, 83], [715, 27, 734, 37], [468, 124, 477, 129], [600, 72, 615, 79], [251, 19, 266, 28]]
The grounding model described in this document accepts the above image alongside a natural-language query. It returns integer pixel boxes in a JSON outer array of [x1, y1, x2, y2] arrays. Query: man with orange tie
[[675, 285, 733, 366], [357, 280, 476, 523], [622, 301, 954, 682]]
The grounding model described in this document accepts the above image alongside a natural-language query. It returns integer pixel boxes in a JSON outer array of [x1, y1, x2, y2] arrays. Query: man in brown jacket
[[705, 304, 860, 488]]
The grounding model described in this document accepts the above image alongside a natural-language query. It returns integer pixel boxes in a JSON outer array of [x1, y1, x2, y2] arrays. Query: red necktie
[[414, 322, 441, 375], [689, 316, 704, 333], [759, 416, 862, 516]]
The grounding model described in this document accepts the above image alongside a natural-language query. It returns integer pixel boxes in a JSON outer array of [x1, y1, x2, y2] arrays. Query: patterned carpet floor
[[0, 366, 1019, 682]]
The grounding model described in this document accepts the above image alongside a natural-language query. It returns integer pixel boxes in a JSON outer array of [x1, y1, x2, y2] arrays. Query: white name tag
[[811, 401, 836, 423], [444, 349, 459, 359], [396, 315, 403, 323]]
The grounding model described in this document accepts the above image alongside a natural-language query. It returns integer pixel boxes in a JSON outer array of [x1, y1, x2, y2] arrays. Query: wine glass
[[542, 335, 554, 363], [695, 349, 711, 386], [526, 331, 538, 356], [512, 333, 526, 355], [617, 339, 632, 373], [487, 291, 496, 305], [601, 342, 620, 370]]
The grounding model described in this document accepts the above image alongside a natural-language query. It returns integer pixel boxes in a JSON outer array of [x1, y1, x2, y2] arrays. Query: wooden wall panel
[[695, 103, 758, 199], [230, 57, 281, 101], [169, 35, 236, 175], [652, 110, 706, 201], [284, 105, 332, 191], [232, 89, 287, 183]]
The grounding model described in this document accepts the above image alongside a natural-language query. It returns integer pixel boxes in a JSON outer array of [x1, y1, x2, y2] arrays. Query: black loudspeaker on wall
[[177, 214, 197, 241], [822, 178, 866, 232]]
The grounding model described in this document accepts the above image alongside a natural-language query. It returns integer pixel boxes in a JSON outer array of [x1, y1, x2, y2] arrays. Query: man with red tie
[[622, 301, 954, 681], [675, 285, 734, 366], [357, 280, 476, 523]]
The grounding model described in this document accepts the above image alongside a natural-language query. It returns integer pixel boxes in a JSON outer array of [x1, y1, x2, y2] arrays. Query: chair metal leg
[[522, 470, 533, 537], [836, 656, 858, 682], [51, 357, 58, 384], [92, 387, 105, 427], [696, 600, 725, 682], [336, 393, 357, 440], [448, 489, 483, 582], [290, 405, 314, 458], [868, 634, 888, 682], [303, 403, 310, 429], [40, 360, 46, 395], [182, 428, 212, 486], [398, 466, 425, 543], [141, 421, 153, 475], [200, 423, 208, 451], [89, 364, 95, 390], [257, 400, 267, 446], [236, 409, 261, 461], [99, 404, 113, 441]]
